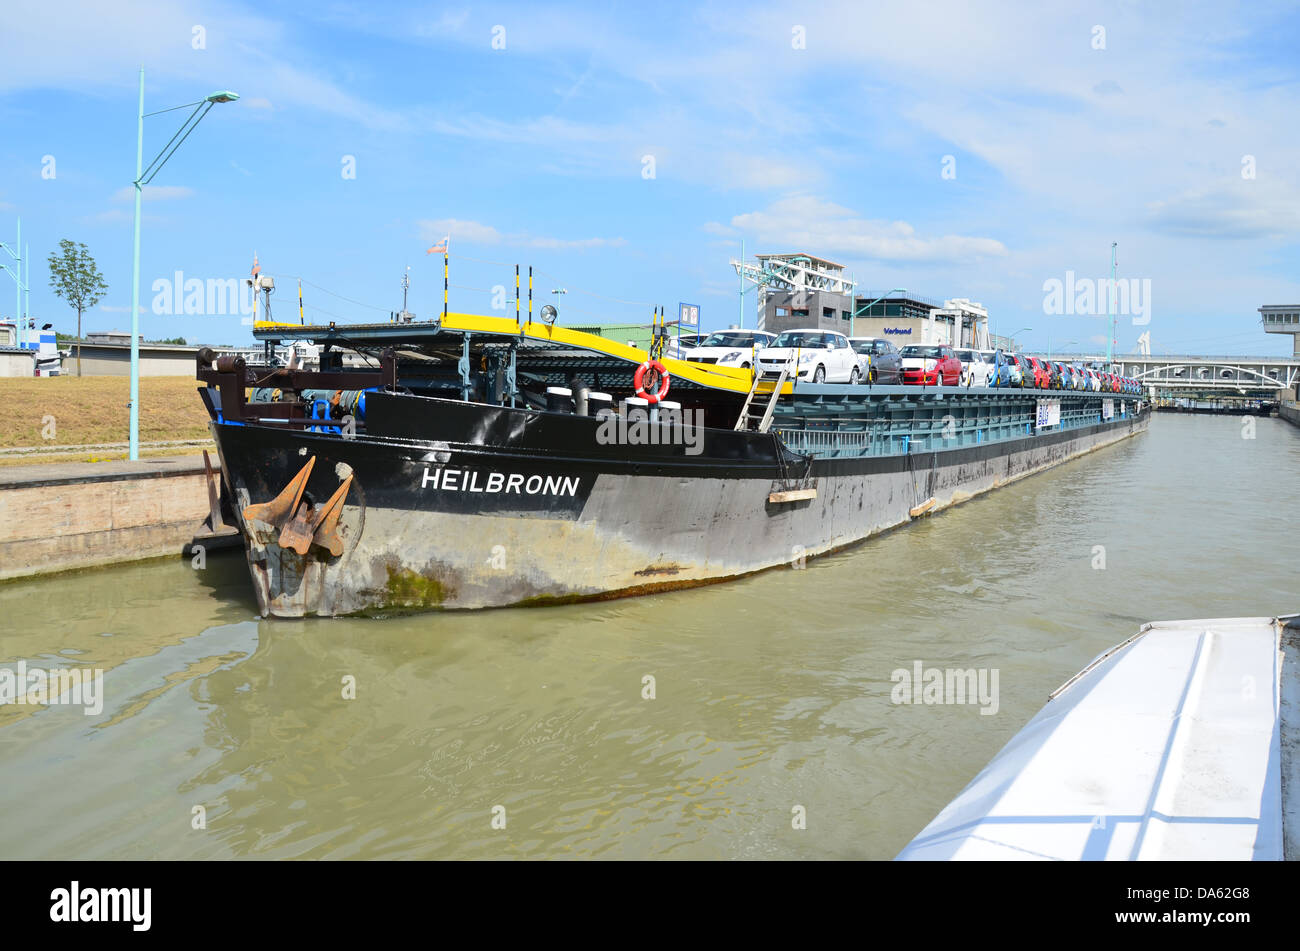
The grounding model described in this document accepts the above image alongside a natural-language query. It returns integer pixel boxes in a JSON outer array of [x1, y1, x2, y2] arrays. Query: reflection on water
[[0, 415, 1296, 858]]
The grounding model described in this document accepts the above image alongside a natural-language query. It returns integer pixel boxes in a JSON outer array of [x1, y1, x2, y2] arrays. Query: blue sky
[[1, 0, 1298, 355]]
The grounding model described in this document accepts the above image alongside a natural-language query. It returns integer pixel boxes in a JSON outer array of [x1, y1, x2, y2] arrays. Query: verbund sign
[[882, 327, 913, 335]]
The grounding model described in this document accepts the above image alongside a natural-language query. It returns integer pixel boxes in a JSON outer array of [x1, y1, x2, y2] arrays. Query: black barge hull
[[211, 393, 1151, 617]]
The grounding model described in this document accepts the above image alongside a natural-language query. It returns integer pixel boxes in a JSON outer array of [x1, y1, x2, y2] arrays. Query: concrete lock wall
[[0, 349, 36, 377], [0, 457, 217, 581], [63, 348, 198, 377], [1280, 401, 1300, 429]]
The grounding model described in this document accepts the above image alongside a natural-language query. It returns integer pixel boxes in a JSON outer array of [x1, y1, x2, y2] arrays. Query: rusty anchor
[[279, 473, 354, 556], [243, 455, 315, 530], [241, 455, 355, 558]]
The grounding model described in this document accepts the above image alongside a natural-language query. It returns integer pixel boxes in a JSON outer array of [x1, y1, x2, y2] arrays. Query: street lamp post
[[1003, 326, 1032, 350], [128, 68, 238, 460], [1048, 338, 1076, 360], [0, 218, 25, 349], [0, 261, 25, 341]]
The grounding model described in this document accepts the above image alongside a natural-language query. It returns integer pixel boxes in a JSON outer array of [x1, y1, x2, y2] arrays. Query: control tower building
[[1260, 305, 1300, 358]]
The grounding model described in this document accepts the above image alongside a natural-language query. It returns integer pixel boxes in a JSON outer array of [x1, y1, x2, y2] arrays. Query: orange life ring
[[634, 359, 671, 404]]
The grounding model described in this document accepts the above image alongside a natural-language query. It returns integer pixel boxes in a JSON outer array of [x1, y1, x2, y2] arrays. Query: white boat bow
[[897, 614, 1299, 861]]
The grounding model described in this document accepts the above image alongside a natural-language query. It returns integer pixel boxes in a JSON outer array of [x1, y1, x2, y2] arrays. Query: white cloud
[[731, 196, 1008, 263], [402, 0, 1300, 242], [417, 217, 623, 251], [1145, 182, 1300, 239], [0, 0, 404, 130], [419, 218, 502, 245], [525, 236, 627, 250], [111, 185, 194, 202], [84, 209, 165, 226], [426, 112, 819, 190], [86, 209, 133, 224], [716, 154, 813, 190]]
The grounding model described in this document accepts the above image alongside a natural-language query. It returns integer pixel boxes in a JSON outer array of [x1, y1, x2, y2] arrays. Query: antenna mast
[[397, 266, 415, 323]]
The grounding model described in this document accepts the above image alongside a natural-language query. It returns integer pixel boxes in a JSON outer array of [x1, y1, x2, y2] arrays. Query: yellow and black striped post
[[528, 266, 533, 324], [515, 264, 521, 327], [443, 252, 449, 319], [298, 279, 304, 325]]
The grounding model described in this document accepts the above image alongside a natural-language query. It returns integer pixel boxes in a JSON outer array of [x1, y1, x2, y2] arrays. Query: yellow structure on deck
[[253, 312, 791, 397]]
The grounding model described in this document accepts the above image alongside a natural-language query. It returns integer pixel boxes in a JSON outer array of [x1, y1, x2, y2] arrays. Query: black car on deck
[[848, 336, 903, 384]]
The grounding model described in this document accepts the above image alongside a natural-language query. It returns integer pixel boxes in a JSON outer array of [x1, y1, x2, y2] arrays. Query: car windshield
[[900, 346, 942, 358], [982, 352, 997, 363], [851, 340, 877, 354], [772, 331, 828, 348], [698, 332, 756, 347]]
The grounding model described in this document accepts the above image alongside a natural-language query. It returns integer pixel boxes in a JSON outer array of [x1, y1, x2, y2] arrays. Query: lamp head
[[540, 304, 558, 326], [205, 91, 240, 104]]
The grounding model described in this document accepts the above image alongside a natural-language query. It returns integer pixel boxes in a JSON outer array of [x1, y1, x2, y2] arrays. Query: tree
[[47, 239, 108, 376]]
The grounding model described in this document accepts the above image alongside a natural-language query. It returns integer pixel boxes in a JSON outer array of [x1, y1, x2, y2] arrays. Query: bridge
[[1032, 352, 1299, 398], [1107, 305, 1300, 398], [1110, 354, 1300, 395]]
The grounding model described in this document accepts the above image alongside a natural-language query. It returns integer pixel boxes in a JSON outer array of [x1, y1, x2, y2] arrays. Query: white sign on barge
[[897, 615, 1299, 861]]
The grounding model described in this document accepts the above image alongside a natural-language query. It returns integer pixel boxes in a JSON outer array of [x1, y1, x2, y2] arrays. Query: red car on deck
[[1022, 356, 1050, 388], [900, 344, 963, 386]]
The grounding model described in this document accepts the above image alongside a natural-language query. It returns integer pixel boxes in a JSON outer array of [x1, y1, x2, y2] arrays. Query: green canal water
[[1, 413, 1296, 859]]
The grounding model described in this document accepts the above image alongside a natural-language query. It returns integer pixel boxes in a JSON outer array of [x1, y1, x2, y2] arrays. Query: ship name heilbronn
[[419, 467, 581, 496]]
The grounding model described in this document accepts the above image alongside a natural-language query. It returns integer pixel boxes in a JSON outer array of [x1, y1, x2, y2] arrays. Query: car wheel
[[741, 362, 750, 369], [813, 365, 825, 384], [849, 367, 860, 384]]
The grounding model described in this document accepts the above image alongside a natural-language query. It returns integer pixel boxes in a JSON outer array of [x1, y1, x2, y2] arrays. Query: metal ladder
[[734, 357, 793, 432]]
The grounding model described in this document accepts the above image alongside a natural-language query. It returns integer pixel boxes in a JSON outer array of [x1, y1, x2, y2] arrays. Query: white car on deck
[[662, 333, 704, 360], [682, 329, 775, 369], [955, 347, 994, 387], [755, 328, 862, 384]]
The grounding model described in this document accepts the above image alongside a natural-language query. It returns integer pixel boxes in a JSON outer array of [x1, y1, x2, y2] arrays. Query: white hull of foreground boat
[[897, 615, 1299, 861]]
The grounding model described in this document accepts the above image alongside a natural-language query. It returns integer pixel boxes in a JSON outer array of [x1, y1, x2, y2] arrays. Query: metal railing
[[774, 397, 1132, 459]]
